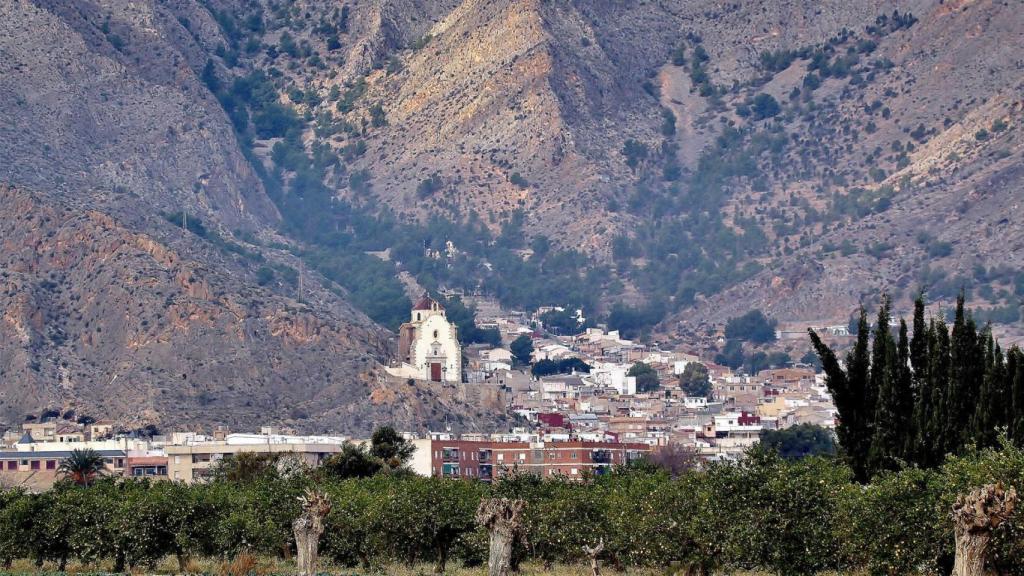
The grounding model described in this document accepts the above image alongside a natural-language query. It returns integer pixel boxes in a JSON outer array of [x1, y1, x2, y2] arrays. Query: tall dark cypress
[[809, 308, 873, 482], [947, 294, 980, 450], [973, 333, 1002, 447], [896, 319, 915, 460], [910, 297, 931, 464], [926, 317, 951, 464], [869, 312, 912, 473], [1010, 347, 1024, 444], [848, 308, 874, 480]]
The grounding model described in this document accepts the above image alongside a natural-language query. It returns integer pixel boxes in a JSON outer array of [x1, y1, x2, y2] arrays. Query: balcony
[[442, 448, 459, 462], [591, 450, 612, 464], [478, 450, 492, 463]]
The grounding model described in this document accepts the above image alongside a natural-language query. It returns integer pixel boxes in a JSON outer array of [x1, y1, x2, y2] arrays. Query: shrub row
[[3, 443, 1024, 575]]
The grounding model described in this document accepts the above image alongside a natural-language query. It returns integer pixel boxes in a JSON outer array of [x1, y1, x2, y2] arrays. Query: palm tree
[[58, 448, 107, 486]]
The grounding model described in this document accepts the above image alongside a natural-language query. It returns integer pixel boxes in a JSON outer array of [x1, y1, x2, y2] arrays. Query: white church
[[385, 294, 462, 383]]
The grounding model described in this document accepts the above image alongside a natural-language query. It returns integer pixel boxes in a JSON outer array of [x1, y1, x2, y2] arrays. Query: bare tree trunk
[[476, 498, 526, 576], [176, 551, 188, 573], [434, 544, 449, 574], [293, 489, 332, 576], [952, 483, 1017, 576], [582, 539, 604, 576]]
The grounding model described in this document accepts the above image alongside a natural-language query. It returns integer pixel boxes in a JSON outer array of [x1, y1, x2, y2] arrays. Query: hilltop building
[[387, 294, 462, 383]]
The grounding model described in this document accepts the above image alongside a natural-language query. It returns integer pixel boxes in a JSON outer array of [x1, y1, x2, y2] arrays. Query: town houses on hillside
[[0, 295, 840, 490]]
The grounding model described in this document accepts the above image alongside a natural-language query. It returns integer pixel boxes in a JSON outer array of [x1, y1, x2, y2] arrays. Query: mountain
[[0, 184, 504, 435], [1, 0, 1022, 430], [0, 0, 505, 435], [216, 0, 1021, 336]]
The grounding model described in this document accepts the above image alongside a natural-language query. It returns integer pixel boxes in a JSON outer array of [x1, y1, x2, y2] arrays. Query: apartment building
[[164, 432, 346, 482], [422, 437, 650, 481], [0, 449, 127, 491]]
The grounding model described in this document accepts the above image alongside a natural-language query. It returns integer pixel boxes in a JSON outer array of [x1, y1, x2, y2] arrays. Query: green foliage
[[622, 139, 649, 169], [4, 442, 1024, 573], [628, 361, 659, 393], [750, 93, 781, 120], [725, 309, 778, 343], [322, 443, 384, 479], [509, 172, 529, 189], [440, 295, 499, 347], [58, 449, 107, 487], [509, 335, 534, 366], [531, 357, 591, 377], [370, 426, 414, 468], [538, 308, 584, 336], [678, 362, 712, 398], [812, 293, 1024, 482], [760, 424, 838, 460]]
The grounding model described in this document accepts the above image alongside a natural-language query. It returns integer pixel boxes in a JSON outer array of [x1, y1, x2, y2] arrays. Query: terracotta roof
[[413, 293, 443, 311]]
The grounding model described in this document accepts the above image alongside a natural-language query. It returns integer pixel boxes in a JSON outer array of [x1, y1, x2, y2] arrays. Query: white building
[[388, 294, 462, 383]]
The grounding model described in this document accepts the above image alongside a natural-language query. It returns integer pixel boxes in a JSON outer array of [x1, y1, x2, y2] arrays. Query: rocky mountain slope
[[228, 0, 1021, 335], [0, 185, 500, 434], [0, 0, 505, 434], [1, 0, 1022, 433]]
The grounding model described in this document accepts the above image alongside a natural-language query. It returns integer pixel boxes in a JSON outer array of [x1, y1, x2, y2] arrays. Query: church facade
[[387, 294, 462, 383]]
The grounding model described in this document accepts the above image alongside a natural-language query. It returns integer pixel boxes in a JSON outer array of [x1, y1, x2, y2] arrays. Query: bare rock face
[[0, 0, 278, 230], [2, 0, 1024, 433], [0, 186, 501, 434]]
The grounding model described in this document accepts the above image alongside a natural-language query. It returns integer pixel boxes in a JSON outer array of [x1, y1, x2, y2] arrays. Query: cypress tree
[[947, 294, 980, 450], [925, 317, 950, 465], [868, 308, 912, 474], [811, 295, 1021, 473], [1010, 347, 1024, 444], [910, 297, 931, 464], [896, 319, 914, 459], [809, 308, 873, 482], [973, 333, 1002, 447], [868, 295, 901, 471]]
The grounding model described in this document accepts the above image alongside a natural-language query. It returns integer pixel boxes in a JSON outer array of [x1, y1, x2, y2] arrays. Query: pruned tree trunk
[[293, 489, 332, 576], [434, 544, 449, 574], [582, 539, 604, 576], [952, 483, 1017, 576], [476, 498, 526, 576]]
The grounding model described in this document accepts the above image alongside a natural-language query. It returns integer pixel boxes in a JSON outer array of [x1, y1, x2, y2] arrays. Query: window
[[30, 460, 40, 470], [433, 330, 439, 339], [571, 468, 578, 475], [6, 461, 15, 470], [45, 460, 56, 470], [572, 452, 577, 459]]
